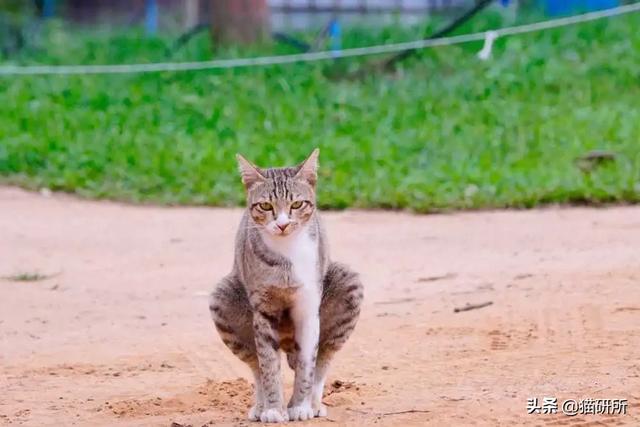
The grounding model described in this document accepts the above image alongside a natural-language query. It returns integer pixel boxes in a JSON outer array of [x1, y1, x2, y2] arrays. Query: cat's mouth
[[274, 229, 292, 237]]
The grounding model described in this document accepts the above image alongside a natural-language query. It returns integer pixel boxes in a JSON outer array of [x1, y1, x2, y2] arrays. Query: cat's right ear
[[236, 154, 266, 190]]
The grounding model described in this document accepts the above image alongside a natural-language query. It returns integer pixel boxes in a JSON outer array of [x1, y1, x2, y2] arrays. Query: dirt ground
[[1, 186, 639, 427]]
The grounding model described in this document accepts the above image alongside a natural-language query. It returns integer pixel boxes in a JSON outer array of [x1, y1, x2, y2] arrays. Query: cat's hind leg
[[314, 262, 364, 417], [209, 274, 264, 421]]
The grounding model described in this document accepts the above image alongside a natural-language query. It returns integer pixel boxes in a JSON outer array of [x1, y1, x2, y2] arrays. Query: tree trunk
[[184, 0, 199, 29], [209, 0, 270, 45]]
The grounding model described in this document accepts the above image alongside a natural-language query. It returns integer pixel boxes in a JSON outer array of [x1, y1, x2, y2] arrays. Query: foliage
[[1, 11, 639, 211]]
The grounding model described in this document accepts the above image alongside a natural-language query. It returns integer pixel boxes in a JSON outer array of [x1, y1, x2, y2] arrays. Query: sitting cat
[[209, 149, 363, 422]]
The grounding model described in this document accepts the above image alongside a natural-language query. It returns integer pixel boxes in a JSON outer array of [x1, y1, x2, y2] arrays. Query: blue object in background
[[541, 0, 619, 16], [585, 0, 620, 10], [145, 0, 158, 35], [42, 0, 55, 18], [328, 19, 341, 57]]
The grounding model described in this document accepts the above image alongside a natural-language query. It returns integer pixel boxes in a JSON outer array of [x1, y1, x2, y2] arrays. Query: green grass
[[3, 272, 54, 282], [1, 12, 639, 212]]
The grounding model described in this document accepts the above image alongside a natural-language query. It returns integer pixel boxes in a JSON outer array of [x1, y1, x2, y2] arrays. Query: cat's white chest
[[262, 229, 318, 290]]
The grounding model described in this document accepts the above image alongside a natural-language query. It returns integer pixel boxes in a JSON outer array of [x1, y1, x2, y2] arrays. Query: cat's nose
[[277, 223, 289, 232]]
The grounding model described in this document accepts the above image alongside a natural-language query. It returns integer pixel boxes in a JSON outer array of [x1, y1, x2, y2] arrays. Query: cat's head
[[236, 149, 319, 237]]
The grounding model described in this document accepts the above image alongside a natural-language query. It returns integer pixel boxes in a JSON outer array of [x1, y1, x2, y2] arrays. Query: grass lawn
[[1, 10, 639, 211]]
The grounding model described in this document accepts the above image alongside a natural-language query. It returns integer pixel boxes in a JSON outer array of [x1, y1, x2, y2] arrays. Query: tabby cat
[[209, 149, 363, 423]]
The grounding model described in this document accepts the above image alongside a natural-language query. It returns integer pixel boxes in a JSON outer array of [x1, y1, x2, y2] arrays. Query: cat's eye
[[258, 202, 273, 211], [291, 201, 304, 209]]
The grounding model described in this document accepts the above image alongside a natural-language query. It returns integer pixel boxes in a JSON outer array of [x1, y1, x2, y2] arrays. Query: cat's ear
[[236, 153, 266, 190], [295, 148, 319, 186]]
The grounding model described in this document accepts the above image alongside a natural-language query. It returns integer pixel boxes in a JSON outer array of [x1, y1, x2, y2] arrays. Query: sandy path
[[1, 187, 639, 427]]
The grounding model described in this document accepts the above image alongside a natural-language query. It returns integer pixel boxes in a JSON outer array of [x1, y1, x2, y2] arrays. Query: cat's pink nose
[[277, 223, 289, 232]]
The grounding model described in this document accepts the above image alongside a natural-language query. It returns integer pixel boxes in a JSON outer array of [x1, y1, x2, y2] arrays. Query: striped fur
[[209, 150, 363, 423]]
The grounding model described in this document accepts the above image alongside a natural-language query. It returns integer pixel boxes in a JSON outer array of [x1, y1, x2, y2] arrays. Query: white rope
[[0, 2, 639, 76], [477, 30, 498, 61]]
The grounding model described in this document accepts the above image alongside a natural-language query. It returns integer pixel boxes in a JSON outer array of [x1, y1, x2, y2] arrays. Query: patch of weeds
[[3, 272, 54, 282]]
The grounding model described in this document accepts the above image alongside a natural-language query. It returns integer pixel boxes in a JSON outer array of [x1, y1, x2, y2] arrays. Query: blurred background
[[0, 0, 638, 211], [0, 1, 629, 49]]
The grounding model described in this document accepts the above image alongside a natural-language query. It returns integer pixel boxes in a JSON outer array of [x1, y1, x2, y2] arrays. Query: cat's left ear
[[295, 148, 319, 187]]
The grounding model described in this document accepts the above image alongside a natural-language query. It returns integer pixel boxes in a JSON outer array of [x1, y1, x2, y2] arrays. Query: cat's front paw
[[259, 407, 289, 423], [312, 401, 327, 418], [288, 402, 315, 421], [247, 403, 263, 421], [312, 390, 327, 417]]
